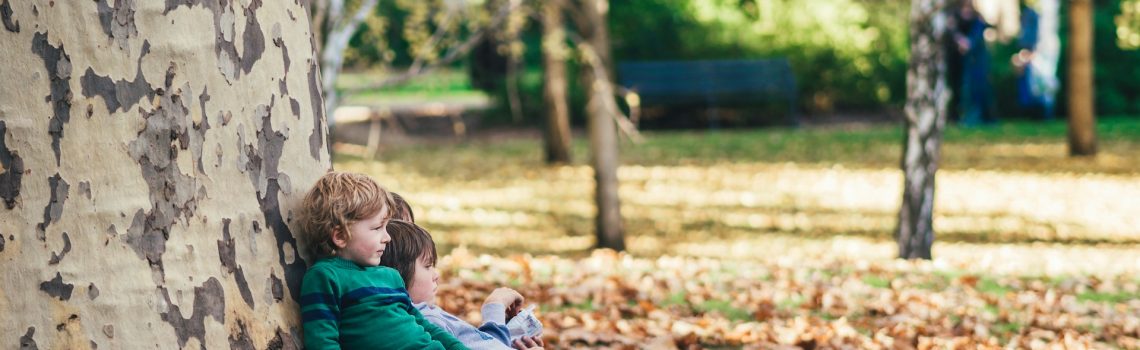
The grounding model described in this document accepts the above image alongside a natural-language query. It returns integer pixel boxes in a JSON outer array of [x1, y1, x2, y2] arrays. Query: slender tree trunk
[[320, 0, 379, 121], [578, 0, 624, 251], [1068, 0, 1097, 156], [897, 0, 950, 260], [0, 1, 328, 348], [542, 0, 572, 164]]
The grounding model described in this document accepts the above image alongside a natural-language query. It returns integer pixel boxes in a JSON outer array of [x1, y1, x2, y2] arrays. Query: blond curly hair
[[298, 171, 395, 262]]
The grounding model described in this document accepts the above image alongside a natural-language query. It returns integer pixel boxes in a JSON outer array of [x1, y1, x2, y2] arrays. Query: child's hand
[[485, 287, 524, 316], [512, 336, 544, 350]]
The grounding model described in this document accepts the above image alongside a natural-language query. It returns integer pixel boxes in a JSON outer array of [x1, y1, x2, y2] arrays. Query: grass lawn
[[333, 116, 1140, 348], [336, 69, 491, 106]]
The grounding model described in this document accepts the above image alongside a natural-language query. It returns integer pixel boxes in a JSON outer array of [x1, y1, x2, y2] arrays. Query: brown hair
[[378, 220, 437, 289], [391, 192, 415, 223], [298, 171, 395, 261]]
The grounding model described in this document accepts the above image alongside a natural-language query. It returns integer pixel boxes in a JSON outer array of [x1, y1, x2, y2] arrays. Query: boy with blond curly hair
[[297, 171, 467, 350]]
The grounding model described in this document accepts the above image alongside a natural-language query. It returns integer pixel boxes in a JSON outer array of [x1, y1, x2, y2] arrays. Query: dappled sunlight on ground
[[339, 158, 1140, 254]]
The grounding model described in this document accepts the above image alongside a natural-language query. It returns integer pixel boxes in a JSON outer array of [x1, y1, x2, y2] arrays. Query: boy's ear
[[330, 226, 350, 249]]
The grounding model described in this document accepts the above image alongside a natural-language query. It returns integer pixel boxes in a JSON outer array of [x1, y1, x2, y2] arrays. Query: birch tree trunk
[[0, 1, 328, 348], [897, 0, 950, 260], [1067, 0, 1097, 156], [577, 0, 624, 251], [542, 0, 572, 164]]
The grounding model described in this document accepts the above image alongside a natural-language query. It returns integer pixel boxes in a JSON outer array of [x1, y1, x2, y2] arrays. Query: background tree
[[0, 1, 327, 348], [314, 0, 381, 120], [1069, 0, 1097, 156], [541, 0, 573, 164], [897, 0, 950, 260], [571, 0, 625, 251]]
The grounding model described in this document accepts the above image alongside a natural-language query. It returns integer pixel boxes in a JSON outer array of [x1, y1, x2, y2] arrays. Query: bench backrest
[[618, 59, 796, 106]]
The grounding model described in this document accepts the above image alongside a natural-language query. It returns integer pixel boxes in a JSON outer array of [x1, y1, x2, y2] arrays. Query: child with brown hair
[[380, 220, 545, 350], [296, 172, 468, 350]]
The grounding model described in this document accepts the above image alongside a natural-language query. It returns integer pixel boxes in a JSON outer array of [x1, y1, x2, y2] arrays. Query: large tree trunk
[[0, 1, 328, 348], [897, 0, 950, 260], [542, 0, 572, 164], [577, 0, 624, 251], [1067, 0, 1097, 156]]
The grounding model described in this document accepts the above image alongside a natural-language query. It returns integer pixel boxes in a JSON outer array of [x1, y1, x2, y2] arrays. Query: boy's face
[[333, 206, 391, 267], [408, 255, 439, 304]]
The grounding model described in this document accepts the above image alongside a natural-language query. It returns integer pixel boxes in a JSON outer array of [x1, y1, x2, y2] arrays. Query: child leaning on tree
[[296, 172, 468, 350]]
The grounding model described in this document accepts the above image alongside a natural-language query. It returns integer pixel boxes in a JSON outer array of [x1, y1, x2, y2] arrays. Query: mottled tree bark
[[898, 0, 950, 260], [1068, 0, 1097, 156], [542, 0, 572, 164], [577, 0, 624, 251], [0, 1, 328, 348]]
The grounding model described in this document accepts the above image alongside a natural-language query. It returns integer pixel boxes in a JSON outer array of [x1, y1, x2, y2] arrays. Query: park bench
[[618, 59, 799, 127]]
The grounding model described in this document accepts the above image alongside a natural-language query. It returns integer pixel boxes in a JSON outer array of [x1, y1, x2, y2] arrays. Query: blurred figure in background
[[1012, 0, 1060, 120], [951, 0, 997, 126]]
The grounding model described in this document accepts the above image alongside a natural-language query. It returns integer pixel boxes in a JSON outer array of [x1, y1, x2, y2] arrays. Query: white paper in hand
[[507, 305, 543, 341]]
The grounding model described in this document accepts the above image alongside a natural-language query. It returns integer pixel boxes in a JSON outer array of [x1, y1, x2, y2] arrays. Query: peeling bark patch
[[272, 22, 290, 75], [234, 268, 254, 308], [193, 92, 210, 175], [124, 69, 202, 280], [1, 0, 19, 32], [172, 0, 264, 82], [159, 277, 225, 350], [19, 327, 37, 350], [80, 42, 154, 113], [269, 273, 283, 302], [32, 32, 73, 166], [265, 327, 299, 350], [36, 174, 69, 240], [122, 210, 164, 263], [307, 65, 325, 160], [218, 218, 255, 307], [89, 283, 100, 300], [245, 110, 307, 298], [39, 272, 74, 300], [289, 98, 300, 118], [228, 320, 256, 350], [78, 181, 91, 199], [0, 120, 24, 209], [238, 1, 265, 73], [48, 231, 71, 264], [96, 0, 138, 51], [217, 218, 236, 271]]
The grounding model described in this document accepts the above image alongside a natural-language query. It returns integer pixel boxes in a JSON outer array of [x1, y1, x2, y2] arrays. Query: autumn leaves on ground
[[335, 118, 1140, 349]]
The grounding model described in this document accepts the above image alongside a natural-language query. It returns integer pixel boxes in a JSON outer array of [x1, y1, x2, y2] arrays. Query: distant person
[[379, 220, 546, 350], [297, 172, 468, 350], [1012, 0, 1060, 120], [951, 0, 997, 126]]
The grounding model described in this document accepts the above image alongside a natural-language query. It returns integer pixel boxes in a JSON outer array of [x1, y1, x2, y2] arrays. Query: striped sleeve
[[301, 266, 342, 350]]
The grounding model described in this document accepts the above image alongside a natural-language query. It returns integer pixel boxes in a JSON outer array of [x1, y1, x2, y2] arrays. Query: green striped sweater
[[300, 257, 469, 350]]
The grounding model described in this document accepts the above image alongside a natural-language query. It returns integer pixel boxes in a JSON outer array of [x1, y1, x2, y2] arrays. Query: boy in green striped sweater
[[297, 172, 468, 350]]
